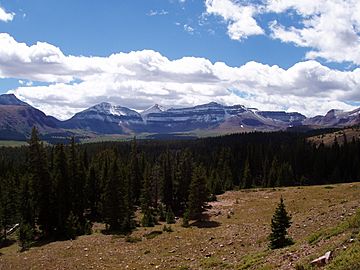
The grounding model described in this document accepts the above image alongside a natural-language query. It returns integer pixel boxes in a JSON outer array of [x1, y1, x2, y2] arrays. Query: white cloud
[[0, 6, 14, 22], [147, 10, 169, 16], [0, 33, 358, 120], [184, 24, 194, 34], [205, 0, 264, 40], [203, 0, 360, 65], [267, 0, 360, 64]]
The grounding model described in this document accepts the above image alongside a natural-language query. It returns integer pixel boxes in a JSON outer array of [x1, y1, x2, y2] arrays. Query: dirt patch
[[1, 183, 359, 270]]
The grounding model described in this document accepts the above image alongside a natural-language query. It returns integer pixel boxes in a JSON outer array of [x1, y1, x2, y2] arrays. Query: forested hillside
[[1, 128, 360, 246]]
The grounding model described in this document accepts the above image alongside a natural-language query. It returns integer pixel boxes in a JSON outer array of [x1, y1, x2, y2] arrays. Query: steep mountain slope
[[61, 102, 143, 134], [304, 108, 360, 127], [142, 102, 306, 133], [0, 94, 61, 140], [1, 93, 360, 139]]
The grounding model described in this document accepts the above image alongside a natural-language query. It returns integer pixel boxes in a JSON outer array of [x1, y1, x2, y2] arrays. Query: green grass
[[308, 209, 360, 245], [325, 242, 360, 270], [125, 235, 142, 243], [143, 230, 163, 239], [237, 252, 268, 270], [201, 257, 228, 269]]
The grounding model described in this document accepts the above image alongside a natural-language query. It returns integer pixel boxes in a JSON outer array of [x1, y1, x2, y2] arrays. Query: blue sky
[[0, 0, 360, 119]]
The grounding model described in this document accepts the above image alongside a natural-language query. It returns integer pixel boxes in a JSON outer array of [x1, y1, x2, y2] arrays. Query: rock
[[310, 251, 331, 267], [219, 244, 224, 248], [84, 248, 89, 251], [205, 253, 212, 258]]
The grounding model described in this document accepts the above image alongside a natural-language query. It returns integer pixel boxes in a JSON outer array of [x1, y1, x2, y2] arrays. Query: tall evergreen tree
[[85, 165, 101, 221], [187, 165, 208, 221], [68, 137, 86, 234], [18, 174, 35, 249], [161, 149, 173, 209], [102, 159, 124, 231], [242, 158, 252, 189], [269, 197, 293, 249], [173, 149, 193, 213], [53, 144, 70, 238], [129, 138, 142, 204], [28, 127, 53, 237], [140, 164, 155, 227]]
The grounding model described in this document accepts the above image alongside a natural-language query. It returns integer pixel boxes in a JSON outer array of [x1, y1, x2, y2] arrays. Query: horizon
[[1, 92, 355, 121], [0, 1, 360, 119]]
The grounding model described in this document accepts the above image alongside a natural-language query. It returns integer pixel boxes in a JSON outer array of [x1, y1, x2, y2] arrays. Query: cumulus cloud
[[0, 6, 14, 22], [204, 0, 360, 65], [0, 33, 358, 120], [205, 0, 264, 40], [267, 0, 360, 64]]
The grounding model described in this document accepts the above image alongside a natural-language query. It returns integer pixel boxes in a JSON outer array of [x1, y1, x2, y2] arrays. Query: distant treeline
[[0, 128, 359, 246]]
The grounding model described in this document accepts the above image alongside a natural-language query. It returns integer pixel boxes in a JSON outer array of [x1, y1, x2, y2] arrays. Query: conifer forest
[[1, 127, 360, 247]]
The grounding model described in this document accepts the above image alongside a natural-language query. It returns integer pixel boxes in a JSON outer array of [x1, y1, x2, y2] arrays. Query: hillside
[[1, 183, 359, 270], [308, 127, 360, 146]]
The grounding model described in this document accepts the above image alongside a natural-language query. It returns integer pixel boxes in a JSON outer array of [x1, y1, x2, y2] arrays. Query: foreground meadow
[[1, 182, 359, 270]]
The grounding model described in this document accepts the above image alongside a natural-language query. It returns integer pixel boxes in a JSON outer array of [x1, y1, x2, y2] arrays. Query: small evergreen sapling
[[166, 207, 175, 224], [182, 209, 190, 228], [269, 197, 294, 249]]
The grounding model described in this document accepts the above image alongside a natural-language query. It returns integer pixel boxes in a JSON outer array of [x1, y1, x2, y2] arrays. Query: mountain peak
[[141, 103, 165, 117], [200, 101, 223, 107], [0, 94, 28, 106]]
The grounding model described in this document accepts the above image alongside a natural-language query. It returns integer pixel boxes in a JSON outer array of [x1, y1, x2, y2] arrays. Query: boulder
[[310, 251, 331, 266]]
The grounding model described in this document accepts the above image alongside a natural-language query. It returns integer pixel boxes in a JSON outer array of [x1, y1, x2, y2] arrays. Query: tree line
[[1, 127, 359, 247]]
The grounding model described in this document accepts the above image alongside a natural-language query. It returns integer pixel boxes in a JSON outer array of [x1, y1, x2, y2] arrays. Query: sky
[[0, 0, 360, 120]]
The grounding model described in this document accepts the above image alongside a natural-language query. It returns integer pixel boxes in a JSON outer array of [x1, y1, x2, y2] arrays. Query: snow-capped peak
[[84, 102, 139, 117], [141, 104, 165, 117]]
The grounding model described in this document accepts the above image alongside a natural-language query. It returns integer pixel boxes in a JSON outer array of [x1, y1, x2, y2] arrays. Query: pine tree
[[102, 160, 124, 231], [68, 138, 86, 234], [166, 207, 175, 224], [268, 158, 279, 187], [28, 127, 53, 237], [269, 197, 294, 249], [182, 209, 190, 228], [140, 165, 155, 227], [0, 175, 19, 241], [85, 165, 100, 221], [140, 164, 152, 212], [173, 150, 193, 213], [53, 144, 70, 239], [18, 174, 35, 249], [161, 150, 173, 209], [141, 209, 155, 227], [187, 165, 208, 221], [242, 158, 252, 189], [129, 138, 142, 204]]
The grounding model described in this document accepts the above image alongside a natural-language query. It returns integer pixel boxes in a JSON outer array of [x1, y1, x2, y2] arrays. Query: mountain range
[[0, 93, 359, 141]]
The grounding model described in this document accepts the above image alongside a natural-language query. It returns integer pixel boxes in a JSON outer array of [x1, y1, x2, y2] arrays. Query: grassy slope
[[308, 127, 360, 146], [1, 183, 359, 270]]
